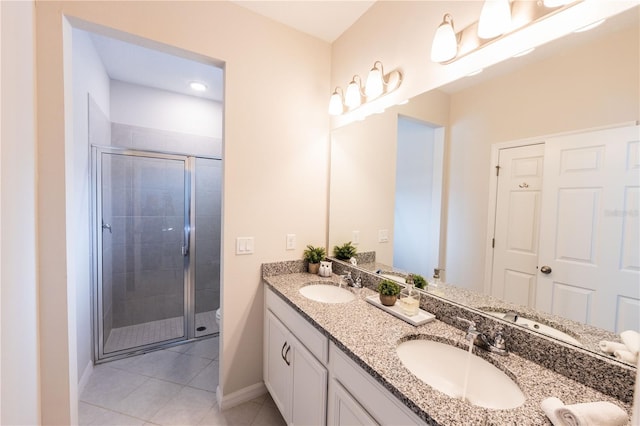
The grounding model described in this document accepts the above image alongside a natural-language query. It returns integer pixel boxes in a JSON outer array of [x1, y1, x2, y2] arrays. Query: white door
[[491, 144, 545, 307], [536, 125, 640, 332]]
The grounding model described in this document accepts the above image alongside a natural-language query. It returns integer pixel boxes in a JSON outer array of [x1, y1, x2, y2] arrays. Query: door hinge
[[495, 165, 501, 176], [492, 238, 495, 248]]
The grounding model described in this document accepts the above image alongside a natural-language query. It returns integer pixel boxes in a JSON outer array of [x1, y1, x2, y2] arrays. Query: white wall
[[71, 27, 111, 389], [0, 1, 41, 424], [36, 2, 330, 422], [110, 80, 223, 140], [445, 20, 640, 292]]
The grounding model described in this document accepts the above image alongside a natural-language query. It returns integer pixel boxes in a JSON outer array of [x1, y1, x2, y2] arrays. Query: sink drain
[[196, 326, 207, 332]]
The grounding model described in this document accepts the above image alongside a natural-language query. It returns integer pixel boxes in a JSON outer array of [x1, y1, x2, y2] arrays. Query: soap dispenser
[[399, 276, 420, 316]]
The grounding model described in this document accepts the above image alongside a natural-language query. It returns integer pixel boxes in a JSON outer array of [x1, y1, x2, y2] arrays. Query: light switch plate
[[378, 229, 389, 243], [352, 230, 360, 245], [236, 237, 254, 255], [286, 234, 296, 250]]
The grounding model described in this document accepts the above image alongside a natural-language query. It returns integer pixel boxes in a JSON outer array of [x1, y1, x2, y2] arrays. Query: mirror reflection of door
[[490, 144, 545, 308], [490, 125, 640, 333]]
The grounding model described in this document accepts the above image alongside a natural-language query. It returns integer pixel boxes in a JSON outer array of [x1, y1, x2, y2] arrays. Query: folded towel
[[541, 397, 628, 426], [613, 349, 638, 364], [620, 330, 640, 354], [598, 340, 628, 354], [541, 397, 564, 426], [555, 401, 628, 426]]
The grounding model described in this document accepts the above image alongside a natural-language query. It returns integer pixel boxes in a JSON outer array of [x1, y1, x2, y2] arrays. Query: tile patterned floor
[[105, 310, 219, 353], [80, 336, 285, 426]]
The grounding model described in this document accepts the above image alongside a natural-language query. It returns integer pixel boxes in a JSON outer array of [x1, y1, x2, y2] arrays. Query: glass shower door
[[95, 148, 190, 358]]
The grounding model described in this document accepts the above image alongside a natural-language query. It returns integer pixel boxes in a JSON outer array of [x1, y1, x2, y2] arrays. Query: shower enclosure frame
[[91, 145, 218, 362]]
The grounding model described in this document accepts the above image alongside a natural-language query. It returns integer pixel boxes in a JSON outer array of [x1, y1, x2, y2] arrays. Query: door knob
[[540, 265, 552, 274]]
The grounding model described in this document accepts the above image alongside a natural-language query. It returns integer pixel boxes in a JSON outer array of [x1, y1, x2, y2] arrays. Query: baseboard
[[217, 382, 267, 410], [78, 361, 94, 395]]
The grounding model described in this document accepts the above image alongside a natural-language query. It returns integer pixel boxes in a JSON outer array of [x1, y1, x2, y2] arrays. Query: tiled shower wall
[[103, 121, 221, 329]]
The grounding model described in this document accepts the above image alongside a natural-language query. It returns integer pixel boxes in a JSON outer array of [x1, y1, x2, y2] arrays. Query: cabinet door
[[291, 335, 328, 426], [265, 311, 292, 422], [328, 379, 378, 426]]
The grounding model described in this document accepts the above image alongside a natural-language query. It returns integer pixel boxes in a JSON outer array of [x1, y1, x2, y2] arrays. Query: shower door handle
[[102, 221, 112, 233], [182, 225, 190, 256]]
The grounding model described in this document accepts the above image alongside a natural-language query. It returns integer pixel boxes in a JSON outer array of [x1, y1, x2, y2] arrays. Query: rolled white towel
[[614, 349, 638, 364], [541, 397, 564, 426], [599, 340, 628, 354], [555, 400, 628, 426], [620, 330, 640, 354]]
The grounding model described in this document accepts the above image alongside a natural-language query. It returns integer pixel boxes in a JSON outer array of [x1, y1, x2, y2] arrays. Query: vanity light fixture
[[329, 61, 403, 116], [430, 0, 581, 64], [328, 87, 345, 116], [345, 75, 364, 108], [478, 0, 512, 39], [189, 81, 207, 92], [430, 14, 458, 63]]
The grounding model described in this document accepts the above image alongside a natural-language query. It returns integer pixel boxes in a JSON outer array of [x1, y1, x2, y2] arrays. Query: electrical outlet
[[378, 229, 389, 243], [286, 234, 296, 250]]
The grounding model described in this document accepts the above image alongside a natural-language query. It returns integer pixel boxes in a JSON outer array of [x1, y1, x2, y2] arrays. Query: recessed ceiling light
[[189, 82, 208, 92]]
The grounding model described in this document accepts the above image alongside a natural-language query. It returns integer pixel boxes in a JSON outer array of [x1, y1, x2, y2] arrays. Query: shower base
[[104, 309, 219, 354]]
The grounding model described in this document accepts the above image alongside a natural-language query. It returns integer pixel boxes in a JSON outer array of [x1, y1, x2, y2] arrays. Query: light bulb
[[328, 90, 344, 116], [365, 65, 384, 99], [345, 79, 362, 108], [478, 0, 511, 39], [431, 14, 457, 63]]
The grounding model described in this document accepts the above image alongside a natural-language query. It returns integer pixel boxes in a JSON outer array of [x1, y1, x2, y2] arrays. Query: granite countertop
[[263, 272, 633, 426], [357, 260, 626, 361]]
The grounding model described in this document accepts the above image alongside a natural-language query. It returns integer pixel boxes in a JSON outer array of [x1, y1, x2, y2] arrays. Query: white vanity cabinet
[[264, 288, 328, 425], [328, 342, 424, 426]]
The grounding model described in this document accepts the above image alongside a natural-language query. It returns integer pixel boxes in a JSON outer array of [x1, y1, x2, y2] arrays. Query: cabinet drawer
[[329, 342, 424, 425], [266, 287, 329, 364]]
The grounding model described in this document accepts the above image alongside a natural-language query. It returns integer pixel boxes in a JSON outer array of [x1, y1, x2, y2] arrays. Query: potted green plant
[[411, 274, 427, 290], [303, 245, 326, 274], [333, 241, 357, 261], [377, 279, 401, 306]]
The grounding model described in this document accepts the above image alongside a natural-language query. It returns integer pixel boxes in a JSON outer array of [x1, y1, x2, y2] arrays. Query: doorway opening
[[71, 26, 224, 362]]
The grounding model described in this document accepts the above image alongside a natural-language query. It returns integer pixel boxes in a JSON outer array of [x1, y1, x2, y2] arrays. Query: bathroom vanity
[[262, 261, 633, 425]]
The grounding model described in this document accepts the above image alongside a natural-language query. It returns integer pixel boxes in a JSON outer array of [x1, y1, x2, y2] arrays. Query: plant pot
[[308, 263, 320, 274], [379, 294, 397, 306]]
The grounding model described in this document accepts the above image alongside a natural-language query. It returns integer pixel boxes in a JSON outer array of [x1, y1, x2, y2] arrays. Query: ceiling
[[231, 0, 375, 43], [87, 1, 373, 103]]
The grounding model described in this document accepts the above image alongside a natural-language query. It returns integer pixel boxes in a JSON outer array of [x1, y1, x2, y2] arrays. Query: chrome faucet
[[456, 317, 508, 356], [341, 272, 362, 288]]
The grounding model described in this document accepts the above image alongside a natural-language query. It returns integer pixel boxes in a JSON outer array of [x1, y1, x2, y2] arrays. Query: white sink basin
[[396, 339, 525, 409], [484, 311, 582, 347], [299, 284, 355, 303]]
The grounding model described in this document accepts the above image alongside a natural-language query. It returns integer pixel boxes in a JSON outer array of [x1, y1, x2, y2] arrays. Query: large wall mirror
[[328, 6, 639, 365]]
